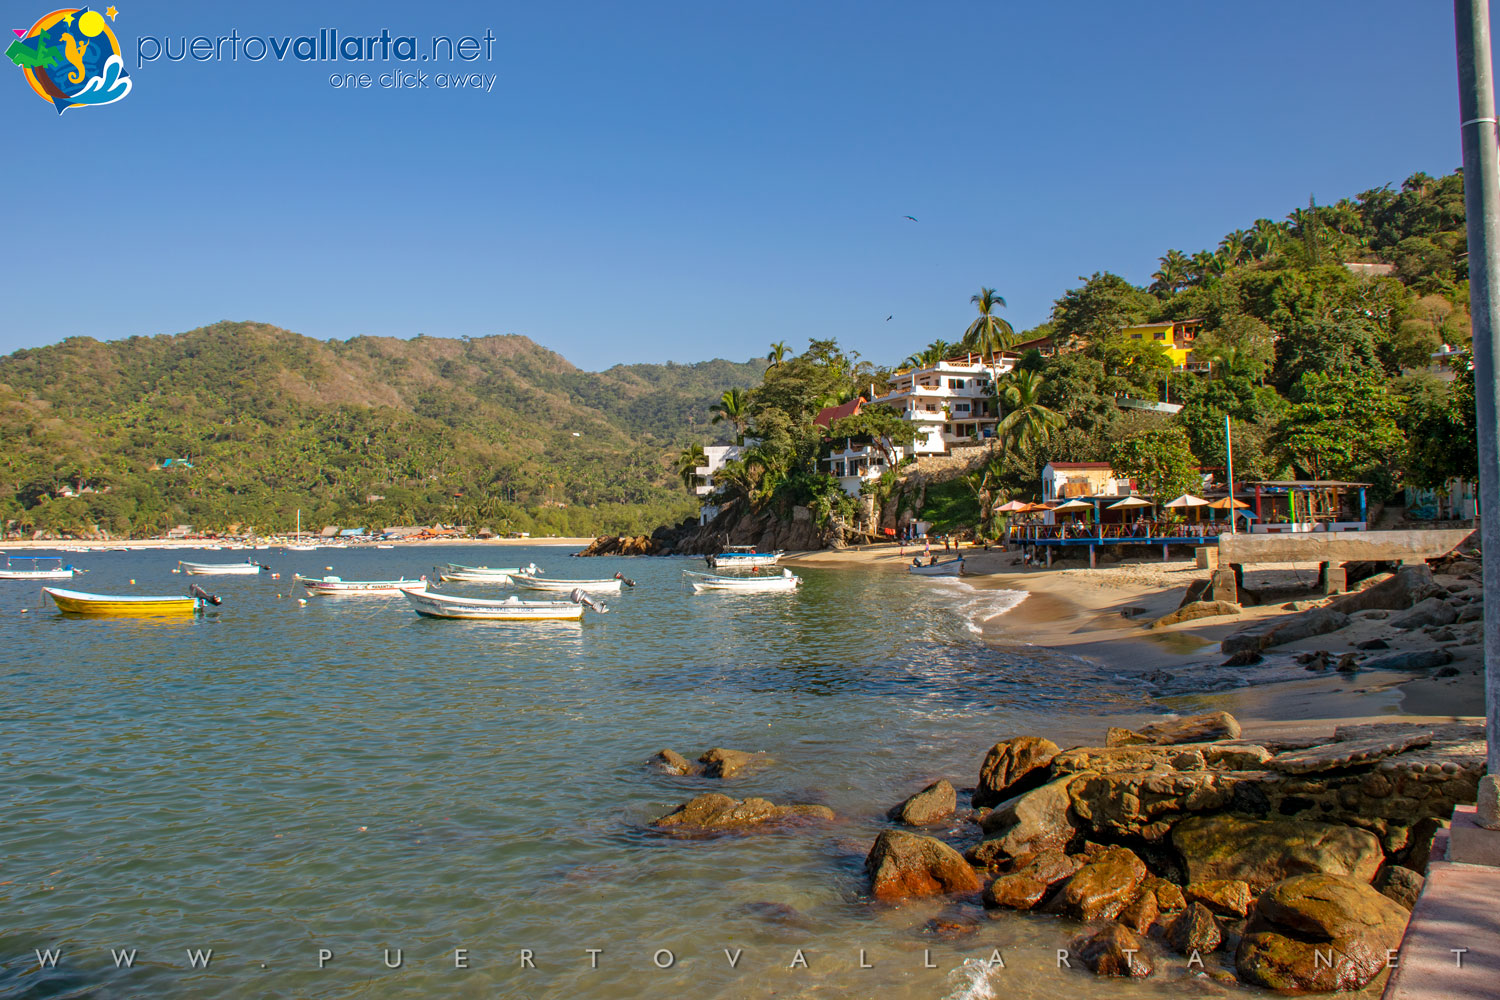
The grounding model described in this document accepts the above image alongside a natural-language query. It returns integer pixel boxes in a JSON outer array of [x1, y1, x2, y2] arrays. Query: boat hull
[[513, 574, 622, 593], [296, 575, 428, 596], [708, 553, 782, 569], [908, 561, 963, 576], [685, 570, 800, 593], [401, 590, 585, 621], [180, 561, 261, 576], [437, 570, 513, 584], [0, 569, 75, 580], [44, 587, 202, 617]]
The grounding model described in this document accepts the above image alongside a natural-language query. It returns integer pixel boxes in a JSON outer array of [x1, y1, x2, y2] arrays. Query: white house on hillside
[[813, 398, 906, 496], [870, 353, 1016, 455], [694, 444, 744, 524]]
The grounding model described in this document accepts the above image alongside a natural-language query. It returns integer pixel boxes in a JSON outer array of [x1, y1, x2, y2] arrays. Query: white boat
[[179, 558, 264, 576], [435, 562, 539, 583], [707, 546, 783, 569], [285, 544, 318, 552], [0, 554, 77, 581], [908, 557, 965, 577], [685, 568, 800, 593], [296, 574, 428, 596], [401, 588, 606, 621], [513, 571, 630, 593]]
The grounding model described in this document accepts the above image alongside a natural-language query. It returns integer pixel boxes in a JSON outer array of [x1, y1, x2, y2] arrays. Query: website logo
[[8, 6, 131, 114]]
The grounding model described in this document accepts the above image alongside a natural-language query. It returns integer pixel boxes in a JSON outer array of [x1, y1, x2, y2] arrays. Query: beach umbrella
[[993, 499, 1030, 512], [1162, 494, 1208, 508], [1207, 497, 1249, 509], [1106, 496, 1154, 509]]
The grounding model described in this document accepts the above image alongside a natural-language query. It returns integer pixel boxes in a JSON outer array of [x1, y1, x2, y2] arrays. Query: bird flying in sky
[[903, 215, 918, 222]]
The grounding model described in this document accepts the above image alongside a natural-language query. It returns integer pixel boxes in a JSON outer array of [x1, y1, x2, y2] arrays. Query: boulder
[[1221, 609, 1350, 654], [1171, 815, 1384, 892], [1118, 886, 1160, 934], [1134, 711, 1242, 745], [1375, 865, 1424, 910], [651, 793, 833, 832], [973, 776, 1080, 861], [889, 779, 957, 826], [1268, 731, 1433, 774], [1142, 875, 1186, 912], [1184, 879, 1252, 918], [1069, 923, 1153, 977], [866, 830, 982, 901], [1390, 596, 1458, 630], [1359, 648, 1454, 672], [1148, 600, 1241, 629], [1052, 743, 1270, 776], [1050, 846, 1148, 922], [1327, 564, 1439, 614], [1105, 727, 1150, 747], [1069, 769, 1258, 841], [650, 749, 697, 775], [973, 736, 1059, 807], [1235, 874, 1411, 993], [1221, 649, 1263, 666], [982, 873, 1049, 910], [699, 747, 757, 778], [1165, 902, 1222, 955]]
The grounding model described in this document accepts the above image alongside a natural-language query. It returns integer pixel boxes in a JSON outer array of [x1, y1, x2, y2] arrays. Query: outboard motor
[[189, 584, 223, 606], [613, 571, 636, 588], [569, 587, 609, 614]]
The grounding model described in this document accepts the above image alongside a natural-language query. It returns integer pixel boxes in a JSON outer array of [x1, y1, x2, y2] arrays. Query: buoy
[[20, 608, 28, 614], [129, 579, 135, 585], [171, 568, 180, 574], [325, 566, 333, 571], [296, 598, 307, 606], [271, 572, 280, 580]]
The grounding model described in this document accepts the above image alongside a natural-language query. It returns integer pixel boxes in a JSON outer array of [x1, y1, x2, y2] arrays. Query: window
[[1154, 332, 1167, 340], [1130, 333, 1142, 340]]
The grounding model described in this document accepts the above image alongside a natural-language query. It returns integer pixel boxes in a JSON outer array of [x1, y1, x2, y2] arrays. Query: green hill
[[0, 322, 766, 537]]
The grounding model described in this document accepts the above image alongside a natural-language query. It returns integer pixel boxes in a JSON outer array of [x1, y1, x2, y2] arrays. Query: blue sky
[[0, 1, 1480, 369]]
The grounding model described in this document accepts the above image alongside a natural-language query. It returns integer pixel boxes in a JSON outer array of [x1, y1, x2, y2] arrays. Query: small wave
[[941, 957, 1000, 1000], [925, 577, 1028, 635]]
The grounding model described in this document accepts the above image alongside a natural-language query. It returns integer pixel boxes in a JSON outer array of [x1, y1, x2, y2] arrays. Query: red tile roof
[[814, 397, 863, 428]]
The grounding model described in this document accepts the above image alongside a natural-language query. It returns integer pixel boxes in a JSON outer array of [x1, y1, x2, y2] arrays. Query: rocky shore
[[645, 711, 1487, 993]]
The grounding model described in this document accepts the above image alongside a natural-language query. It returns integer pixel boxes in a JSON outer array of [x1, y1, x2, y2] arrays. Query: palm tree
[[961, 288, 1016, 357], [1150, 250, 1192, 295], [676, 443, 707, 492], [902, 339, 952, 369], [1247, 219, 1287, 261], [710, 387, 749, 444], [766, 341, 790, 367], [995, 371, 1065, 451]]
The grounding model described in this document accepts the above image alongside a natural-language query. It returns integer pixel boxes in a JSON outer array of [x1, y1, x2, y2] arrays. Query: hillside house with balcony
[[813, 397, 906, 496], [1120, 318, 1207, 371], [694, 444, 744, 525], [870, 353, 1015, 455]]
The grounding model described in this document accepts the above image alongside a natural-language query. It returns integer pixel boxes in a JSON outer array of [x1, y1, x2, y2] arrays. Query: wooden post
[[1089, 544, 1096, 568]]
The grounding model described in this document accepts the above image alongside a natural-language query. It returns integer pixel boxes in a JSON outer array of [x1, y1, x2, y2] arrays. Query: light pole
[[1454, 0, 1500, 784]]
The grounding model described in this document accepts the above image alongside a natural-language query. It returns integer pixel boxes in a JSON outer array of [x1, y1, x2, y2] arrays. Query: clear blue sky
[[0, 1, 1481, 369]]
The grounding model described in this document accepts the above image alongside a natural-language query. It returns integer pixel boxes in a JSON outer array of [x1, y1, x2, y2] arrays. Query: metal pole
[[1455, 0, 1500, 777], [1225, 415, 1236, 534]]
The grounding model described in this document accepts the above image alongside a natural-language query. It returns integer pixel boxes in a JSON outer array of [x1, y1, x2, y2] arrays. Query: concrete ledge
[[1219, 528, 1474, 566], [1382, 853, 1500, 999], [1449, 805, 1500, 867]]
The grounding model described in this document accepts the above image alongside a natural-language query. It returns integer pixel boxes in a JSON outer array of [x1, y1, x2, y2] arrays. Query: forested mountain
[[0, 323, 766, 537]]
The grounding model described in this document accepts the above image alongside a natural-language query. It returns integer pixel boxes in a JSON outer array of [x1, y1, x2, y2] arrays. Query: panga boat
[[512, 571, 633, 593], [401, 588, 607, 621], [707, 546, 783, 569], [179, 558, 264, 576], [435, 562, 539, 583], [43, 585, 222, 617], [0, 554, 77, 580], [908, 557, 965, 577], [296, 574, 428, 596], [684, 569, 800, 593]]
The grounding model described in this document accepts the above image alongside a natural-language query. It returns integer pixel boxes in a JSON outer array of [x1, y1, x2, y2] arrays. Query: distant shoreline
[[0, 537, 597, 550]]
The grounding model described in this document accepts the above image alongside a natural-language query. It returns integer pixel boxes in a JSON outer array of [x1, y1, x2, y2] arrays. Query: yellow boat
[[43, 586, 214, 617]]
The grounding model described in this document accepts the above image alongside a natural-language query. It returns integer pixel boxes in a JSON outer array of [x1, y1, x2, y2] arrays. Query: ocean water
[[0, 546, 1362, 999]]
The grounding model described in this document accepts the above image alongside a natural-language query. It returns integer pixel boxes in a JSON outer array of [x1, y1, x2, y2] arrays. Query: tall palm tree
[[961, 288, 1016, 357], [710, 388, 749, 444], [1247, 219, 1287, 261], [995, 371, 1065, 451], [676, 443, 707, 492], [1217, 229, 1250, 266], [766, 341, 790, 367], [1150, 249, 1193, 295]]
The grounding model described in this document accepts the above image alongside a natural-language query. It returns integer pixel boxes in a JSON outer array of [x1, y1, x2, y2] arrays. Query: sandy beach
[[0, 536, 597, 550], [784, 542, 1486, 730]]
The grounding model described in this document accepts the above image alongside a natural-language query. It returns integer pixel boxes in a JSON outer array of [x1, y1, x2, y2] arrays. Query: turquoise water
[[2, 546, 1268, 999]]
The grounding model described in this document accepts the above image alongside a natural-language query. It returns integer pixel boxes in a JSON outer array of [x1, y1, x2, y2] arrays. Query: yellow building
[[1120, 318, 1206, 371]]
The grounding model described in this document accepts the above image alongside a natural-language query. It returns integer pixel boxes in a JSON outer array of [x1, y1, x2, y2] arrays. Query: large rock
[[973, 776, 1080, 862], [1172, 815, 1383, 892], [1328, 564, 1440, 614], [889, 779, 957, 826], [980, 849, 1080, 910], [1390, 596, 1458, 630], [1069, 769, 1257, 841], [1375, 865, 1424, 910], [1050, 846, 1148, 922], [866, 830, 982, 901], [1117, 886, 1160, 934], [1268, 731, 1433, 773], [1184, 879, 1252, 918], [1235, 874, 1410, 993], [973, 736, 1059, 807], [1165, 901, 1222, 955], [1148, 600, 1241, 629], [650, 749, 697, 775], [1221, 608, 1350, 654], [1359, 648, 1454, 672], [1110, 711, 1242, 746], [651, 793, 833, 832], [1052, 743, 1270, 776], [1069, 922, 1153, 977]]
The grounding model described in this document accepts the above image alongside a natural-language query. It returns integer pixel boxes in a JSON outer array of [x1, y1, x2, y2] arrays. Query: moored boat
[[0, 554, 77, 581], [513, 571, 631, 593], [179, 558, 264, 576], [401, 588, 607, 621], [43, 585, 221, 617], [435, 562, 539, 583], [296, 574, 428, 596], [908, 557, 965, 577], [684, 568, 800, 593], [707, 546, 783, 569]]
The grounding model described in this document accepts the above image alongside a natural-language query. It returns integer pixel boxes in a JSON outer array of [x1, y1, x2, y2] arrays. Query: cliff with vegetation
[[0, 323, 765, 537]]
